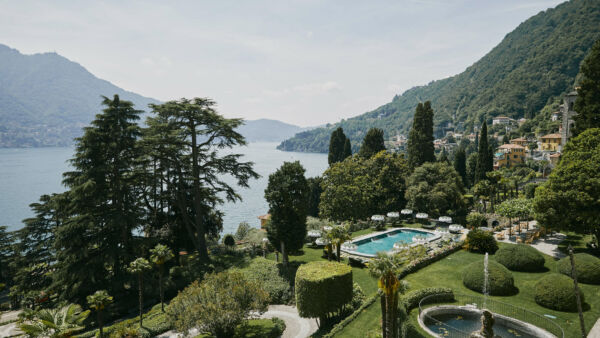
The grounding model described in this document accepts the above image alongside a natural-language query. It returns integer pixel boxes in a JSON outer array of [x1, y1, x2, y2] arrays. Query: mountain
[[236, 119, 307, 143], [278, 0, 600, 153], [0, 44, 160, 147]]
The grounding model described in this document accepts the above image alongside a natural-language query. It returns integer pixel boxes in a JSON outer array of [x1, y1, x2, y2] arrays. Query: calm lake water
[[0, 143, 327, 234]]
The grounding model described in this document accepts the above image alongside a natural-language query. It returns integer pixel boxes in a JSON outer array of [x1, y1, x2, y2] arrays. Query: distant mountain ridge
[[279, 0, 600, 153], [236, 119, 309, 143], [0, 44, 160, 147]]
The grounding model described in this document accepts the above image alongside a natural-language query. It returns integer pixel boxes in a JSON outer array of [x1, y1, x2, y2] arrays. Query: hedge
[[295, 261, 353, 320], [322, 293, 379, 338], [534, 273, 584, 312], [464, 229, 498, 254], [403, 287, 454, 311], [398, 241, 463, 279], [462, 260, 515, 296], [494, 244, 545, 272], [557, 253, 600, 285], [76, 304, 171, 338]]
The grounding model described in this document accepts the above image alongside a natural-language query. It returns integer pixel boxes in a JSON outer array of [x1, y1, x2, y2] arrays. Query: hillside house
[[492, 116, 514, 125], [540, 133, 561, 152], [494, 144, 526, 169]]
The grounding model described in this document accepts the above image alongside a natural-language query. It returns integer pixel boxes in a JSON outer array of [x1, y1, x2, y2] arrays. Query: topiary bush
[[466, 212, 488, 228], [223, 234, 236, 247], [295, 261, 353, 321], [494, 244, 545, 272], [462, 260, 515, 296], [465, 229, 498, 254], [534, 273, 584, 311], [557, 253, 600, 285], [235, 258, 291, 304]]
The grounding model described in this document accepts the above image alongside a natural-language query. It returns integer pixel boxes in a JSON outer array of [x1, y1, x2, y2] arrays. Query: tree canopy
[[573, 39, 600, 136], [358, 128, 386, 158], [328, 127, 352, 165], [407, 101, 435, 169]]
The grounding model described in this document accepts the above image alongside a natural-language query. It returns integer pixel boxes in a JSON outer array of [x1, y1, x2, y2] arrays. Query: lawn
[[334, 243, 600, 338]]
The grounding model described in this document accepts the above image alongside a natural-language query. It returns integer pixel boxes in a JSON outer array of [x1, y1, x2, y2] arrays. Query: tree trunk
[[380, 293, 387, 338], [336, 243, 341, 263], [138, 273, 144, 327], [281, 241, 288, 267], [159, 266, 164, 312], [98, 311, 103, 338]]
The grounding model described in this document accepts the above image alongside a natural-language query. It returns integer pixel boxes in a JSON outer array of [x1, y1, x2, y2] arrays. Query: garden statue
[[470, 310, 499, 338]]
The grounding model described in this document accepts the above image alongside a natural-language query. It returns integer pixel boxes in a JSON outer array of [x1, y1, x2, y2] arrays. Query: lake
[[0, 143, 328, 234]]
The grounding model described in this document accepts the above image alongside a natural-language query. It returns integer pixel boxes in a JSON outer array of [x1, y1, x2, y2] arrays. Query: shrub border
[[322, 292, 379, 338]]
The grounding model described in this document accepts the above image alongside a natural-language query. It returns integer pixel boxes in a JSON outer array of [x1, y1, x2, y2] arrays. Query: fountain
[[470, 252, 498, 338]]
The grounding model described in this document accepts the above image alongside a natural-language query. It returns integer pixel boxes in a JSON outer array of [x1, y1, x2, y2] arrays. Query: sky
[[0, 0, 564, 127]]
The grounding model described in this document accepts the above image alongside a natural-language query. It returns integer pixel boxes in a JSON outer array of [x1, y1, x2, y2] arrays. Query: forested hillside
[[279, 0, 600, 153], [0, 44, 160, 147]]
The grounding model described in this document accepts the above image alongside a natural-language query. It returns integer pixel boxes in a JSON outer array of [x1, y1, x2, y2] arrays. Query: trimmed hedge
[[322, 293, 379, 338], [295, 261, 353, 320], [464, 229, 498, 254], [557, 253, 600, 285], [494, 244, 545, 272], [462, 260, 515, 296], [534, 273, 584, 312], [403, 287, 454, 311], [398, 241, 463, 279]]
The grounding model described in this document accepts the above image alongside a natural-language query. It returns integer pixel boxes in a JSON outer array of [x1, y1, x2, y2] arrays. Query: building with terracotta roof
[[257, 214, 271, 228], [549, 153, 561, 166], [540, 133, 562, 152], [510, 137, 528, 148], [494, 143, 526, 169]]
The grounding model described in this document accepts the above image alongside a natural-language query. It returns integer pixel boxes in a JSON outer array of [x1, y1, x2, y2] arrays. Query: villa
[[540, 133, 562, 152], [494, 143, 526, 169], [492, 116, 514, 126]]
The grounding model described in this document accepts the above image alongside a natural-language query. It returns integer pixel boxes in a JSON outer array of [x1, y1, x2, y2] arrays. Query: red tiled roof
[[499, 144, 525, 149], [541, 133, 562, 139]]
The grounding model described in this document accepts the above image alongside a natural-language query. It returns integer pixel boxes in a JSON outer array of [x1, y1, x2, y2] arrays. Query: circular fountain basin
[[419, 305, 556, 338]]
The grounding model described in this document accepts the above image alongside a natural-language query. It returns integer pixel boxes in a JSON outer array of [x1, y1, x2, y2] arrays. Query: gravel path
[[0, 310, 22, 337], [589, 318, 600, 338]]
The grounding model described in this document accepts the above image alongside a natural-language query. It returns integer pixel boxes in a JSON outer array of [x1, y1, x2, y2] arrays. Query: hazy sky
[[0, 0, 564, 126]]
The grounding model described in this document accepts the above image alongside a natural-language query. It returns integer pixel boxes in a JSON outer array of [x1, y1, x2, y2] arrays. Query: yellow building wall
[[541, 139, 560, 151]]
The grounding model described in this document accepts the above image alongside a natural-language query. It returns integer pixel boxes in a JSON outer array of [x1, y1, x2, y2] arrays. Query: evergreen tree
[[328, 128, 351, 165], [407, 102, 435, 169], [359, 128, 386, 158], [475, 122, 493, 183], [53, 95, 143, 303], [265, 161, 309, 267], [453, 147, 467, 186], [438, 148, 449, 163], [573, 39, 600, 136], [306, 177, 323, 217]]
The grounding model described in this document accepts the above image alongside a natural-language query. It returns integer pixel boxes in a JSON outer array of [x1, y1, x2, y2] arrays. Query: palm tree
[[149, 244, 174, 312], [87, 290, 113, 338], [368, 252, 409, 338], [19, 303, 90, 338], [327, 225, 352, 262], [128, 258, 151, 327]]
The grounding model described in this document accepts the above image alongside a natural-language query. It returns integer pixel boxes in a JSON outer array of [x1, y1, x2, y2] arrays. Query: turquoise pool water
[[352, 229, 434, 256]]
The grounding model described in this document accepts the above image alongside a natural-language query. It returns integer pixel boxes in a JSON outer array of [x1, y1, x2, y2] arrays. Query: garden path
[[589, 318, 600, 338]]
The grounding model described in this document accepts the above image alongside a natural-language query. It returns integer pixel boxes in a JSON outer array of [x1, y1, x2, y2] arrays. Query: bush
[[295, 261, 353, 320], [534, 273, 584, 311], [350, 283, 366, 310], [494, 244, 545, 271], [462, 260, 515, 296], [524, 183, 538, 199], [557, 253, 600, 285], [466, 212, 487, 228], [465, 229, 498, 254], [235, 258, 291, 304], [403, 287, 454, 311], [223, 234, 236, 247], [235, 222, 251, 241]]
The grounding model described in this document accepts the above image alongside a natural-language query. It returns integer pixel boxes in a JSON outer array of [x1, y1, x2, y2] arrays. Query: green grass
[[334, 243, 600, 338], [194, 318, 285, 338]]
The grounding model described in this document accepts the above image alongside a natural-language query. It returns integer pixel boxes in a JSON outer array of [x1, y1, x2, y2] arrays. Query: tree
[[326, 225, 352, 263], [475, 122, 493, 183], [534, 128, 600, 247], [328, 127, 352, 165], [53, 95, 142, 304], [453, 147, 467, 186], [128, 258, 151, 327], [359, 128, 386, 158], [265, 161, 309, 267], [149, 244, 174, 312], [407, 102, 435, 169], [467, 212, 488, 228], [466, 152, 478, 187], [146, 98, 259, 262], [307, 176, 324, 217], [19, 304, 90, 338], [234, 222, 251, 241], [497, 198, 533, 236], [167, 271, 268, 338], [573, 39, 600, 136], [405, 162, 466, 220], [368, 253, 410, 338], [87, 290, 113, 338]]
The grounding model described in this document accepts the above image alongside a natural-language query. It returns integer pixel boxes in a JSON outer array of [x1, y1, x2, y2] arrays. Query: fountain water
[[470, 252, 497, 338], [483, 252, 489, 308]]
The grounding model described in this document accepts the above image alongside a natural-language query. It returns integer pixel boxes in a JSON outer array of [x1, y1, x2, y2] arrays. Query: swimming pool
[[343, 228, 439, 257]]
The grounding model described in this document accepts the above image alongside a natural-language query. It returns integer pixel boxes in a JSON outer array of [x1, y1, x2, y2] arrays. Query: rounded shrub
[[534, 273, 584, 311], [295, 261, 353, 320], [465, 229, 498, 254], [494, 244, 545, 272], [462, 260, 515, 296], [223, 234, 236, 247], [557, 253, 600, 285]]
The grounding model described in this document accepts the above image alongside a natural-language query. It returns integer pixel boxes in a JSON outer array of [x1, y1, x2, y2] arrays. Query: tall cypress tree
[[54, 95, 142, 303], [573, 39, 600, 137], [407, 101, 435, 169], [359, 128, 386, 158], [453, 147, 467, 186], [328, 127, 351, 165], [343, 138, 352, 159], [475, 122, 493, 183]]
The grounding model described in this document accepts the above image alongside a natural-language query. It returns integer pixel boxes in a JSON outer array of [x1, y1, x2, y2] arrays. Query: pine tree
[[407, 102, 435, 169], [359, 128, 386, 158], [265, 161, 309, 267], [328, 127, 352, 165], [453, 147, 467, 186], [53, 95, 142, 303], [475, 122, 493, 183], [343, 138, 352, 159], [573, 39, 600, 136]]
